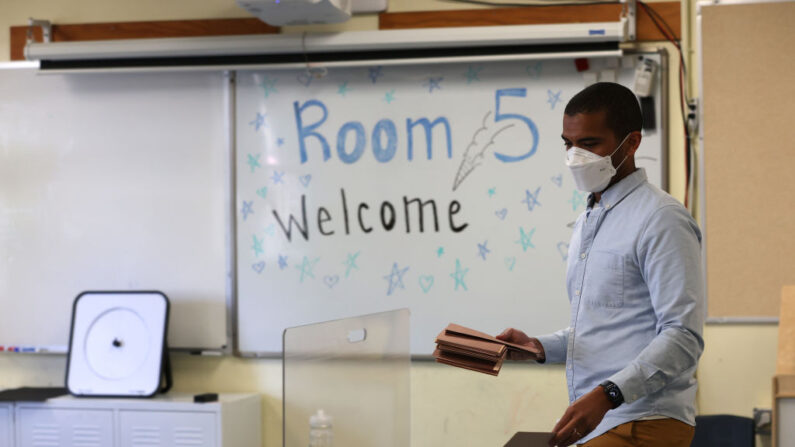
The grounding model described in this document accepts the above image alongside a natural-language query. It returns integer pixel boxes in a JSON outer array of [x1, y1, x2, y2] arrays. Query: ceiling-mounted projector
[[237, 0, 353, 26]]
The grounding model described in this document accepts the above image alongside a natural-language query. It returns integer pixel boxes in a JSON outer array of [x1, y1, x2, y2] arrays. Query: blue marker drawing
[[547, 89, 563, 110], [343, 251, 360, 278], [368, 66, 384, 84], [247, 153, 262, 173], [551, 174, 563, 187], [515, 227, 536, 252], [278, 254, 288, 270], [241, 200, 254, 221], [423, 77, 443, 93], [495, 208, 508, 220], [568, 190, 586, 211], [384, 89, 396, 104], [450, 258, 469, 291], [249, 112, 267, 131], [258, 76, 278, 98], [296, 71, 313, 87], [277, 137, 285, 147], [264, 224, 276, 237], [526, 62, 543, 79], [337, 81, 351, 96], [557, 242, 570, 261], [383, 262, 409, 296], [256, 186, 268, 199], [521, 187, 542, 211], [252, 261, 265, 274], [464, 65, 482, 84], [488, 187, 496, 198], [504, 256, 517, 271], [324, 275, 340, 288], [271, 170, 285, 185], [436, 247, 445, 257], [418, 275, 435, 293], [295, 256, 319, 283], [252, 234, 263, 257], [299, 174, 312, 187], [477, 241, 491, 260]]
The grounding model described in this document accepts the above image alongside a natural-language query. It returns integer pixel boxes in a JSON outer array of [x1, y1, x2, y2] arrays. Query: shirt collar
[[587, 168, 648, 210]]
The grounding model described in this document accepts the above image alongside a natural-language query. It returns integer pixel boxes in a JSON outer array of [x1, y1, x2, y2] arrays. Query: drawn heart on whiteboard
[[296, 72, 313, 87], [418, 275, 434, 293], [495, 208, 508, 220], [256, 186, 268, 199], [252, 261, 265, 274], [504, 257, 516, 271], [299, 175, 312, 187], [557, 242, 569, 261], [551, 174, 563, 187], [324, 275, 339, 288]]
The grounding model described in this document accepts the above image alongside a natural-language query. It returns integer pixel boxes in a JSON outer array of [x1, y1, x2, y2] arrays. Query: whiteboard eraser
[[633, 58, 657, 97]]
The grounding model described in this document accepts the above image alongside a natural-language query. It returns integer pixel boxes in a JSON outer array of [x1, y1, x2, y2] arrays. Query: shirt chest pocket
[[583, 250, 624, 308]]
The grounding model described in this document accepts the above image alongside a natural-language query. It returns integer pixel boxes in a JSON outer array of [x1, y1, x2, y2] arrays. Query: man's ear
[[625, 130, 643, 157]]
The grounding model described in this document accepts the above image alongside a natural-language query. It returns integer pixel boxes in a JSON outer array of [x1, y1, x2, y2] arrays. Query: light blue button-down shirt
[[536, 168, 705, 444]]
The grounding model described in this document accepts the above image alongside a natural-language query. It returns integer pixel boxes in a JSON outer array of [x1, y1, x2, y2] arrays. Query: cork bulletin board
[[699, 0, 795, 319]]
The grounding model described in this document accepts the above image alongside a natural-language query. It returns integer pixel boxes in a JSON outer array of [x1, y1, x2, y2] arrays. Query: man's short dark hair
[[564, 82, 642, 140]]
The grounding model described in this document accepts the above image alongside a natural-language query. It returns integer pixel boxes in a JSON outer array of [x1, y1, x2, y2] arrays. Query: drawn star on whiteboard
[[464, 65, 482, 84], [568, 190, 586, 211], [424, 77, 443, 93], [449, 258, 469, 291], [521, 187, 542, 211], [343, 251, 361, 278], [487, 187, 496, 198], [337, 81, 351, 96], [277, 137, 285, 147], [384, 89, 396, 104], [436, 247, 445, 257], [295, 256, 319, 283], [249, 112, 267, 131], [278, 254, 288, 270], [258, 76, 278, 98], [383, 262, 409, 296], [247, 153, 262, 173], [477, 241, 491, 261], [515, 227, 536, 252], [252, 235, 264, 257], [241, 200, 254, 221], [368, 66, 384, 84], [526, 62, 543, 79], [547, 89, 563, 110], [270, 170, 285, 185]]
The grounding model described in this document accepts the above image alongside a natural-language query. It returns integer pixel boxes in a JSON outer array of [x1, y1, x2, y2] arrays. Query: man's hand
[[495, 328, 545, 361], [548, 386, 612, 446]]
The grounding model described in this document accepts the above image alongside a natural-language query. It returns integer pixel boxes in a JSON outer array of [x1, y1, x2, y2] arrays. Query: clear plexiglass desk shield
[[283, 308, 410, 447]]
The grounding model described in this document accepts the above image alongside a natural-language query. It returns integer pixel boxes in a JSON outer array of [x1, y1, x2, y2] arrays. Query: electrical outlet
[[754, 407, 772, 436]]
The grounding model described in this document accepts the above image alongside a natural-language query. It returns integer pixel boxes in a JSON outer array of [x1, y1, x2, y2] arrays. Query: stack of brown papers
[[433, 323, 541, 376]]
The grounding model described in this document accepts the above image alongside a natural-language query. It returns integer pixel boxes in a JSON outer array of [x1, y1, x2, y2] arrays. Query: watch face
[[609, 389, 619, 399]]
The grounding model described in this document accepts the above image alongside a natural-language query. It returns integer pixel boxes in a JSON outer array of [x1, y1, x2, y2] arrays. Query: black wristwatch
[[600, 380, 624, 409]]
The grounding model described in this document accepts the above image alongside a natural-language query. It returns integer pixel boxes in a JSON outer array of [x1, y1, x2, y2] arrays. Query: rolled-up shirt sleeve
[[535, 327, 570, 364], [607, 205, 705, 403]]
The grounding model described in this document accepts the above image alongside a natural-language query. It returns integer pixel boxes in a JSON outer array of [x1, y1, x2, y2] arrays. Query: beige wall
[[0, 1, 779, 446]]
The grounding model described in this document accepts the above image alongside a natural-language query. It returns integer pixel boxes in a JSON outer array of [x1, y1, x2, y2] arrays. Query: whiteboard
[[235, 51, 667, 355], [0, 64, 230, 351]]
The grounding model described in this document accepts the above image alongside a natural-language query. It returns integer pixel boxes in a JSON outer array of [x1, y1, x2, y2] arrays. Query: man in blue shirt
[[497, 82, 705, 447]]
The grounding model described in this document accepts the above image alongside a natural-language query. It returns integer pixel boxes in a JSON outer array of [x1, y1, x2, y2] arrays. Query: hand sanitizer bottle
[[309, 409, 333, 447]]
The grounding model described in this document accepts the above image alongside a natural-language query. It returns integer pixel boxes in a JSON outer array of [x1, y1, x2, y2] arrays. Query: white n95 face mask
[[565, 133, 631, 193]]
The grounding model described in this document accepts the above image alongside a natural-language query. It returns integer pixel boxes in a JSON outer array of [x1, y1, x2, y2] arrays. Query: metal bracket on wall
[[27, 18, 52, 44], [622, 0, 638, 41]]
